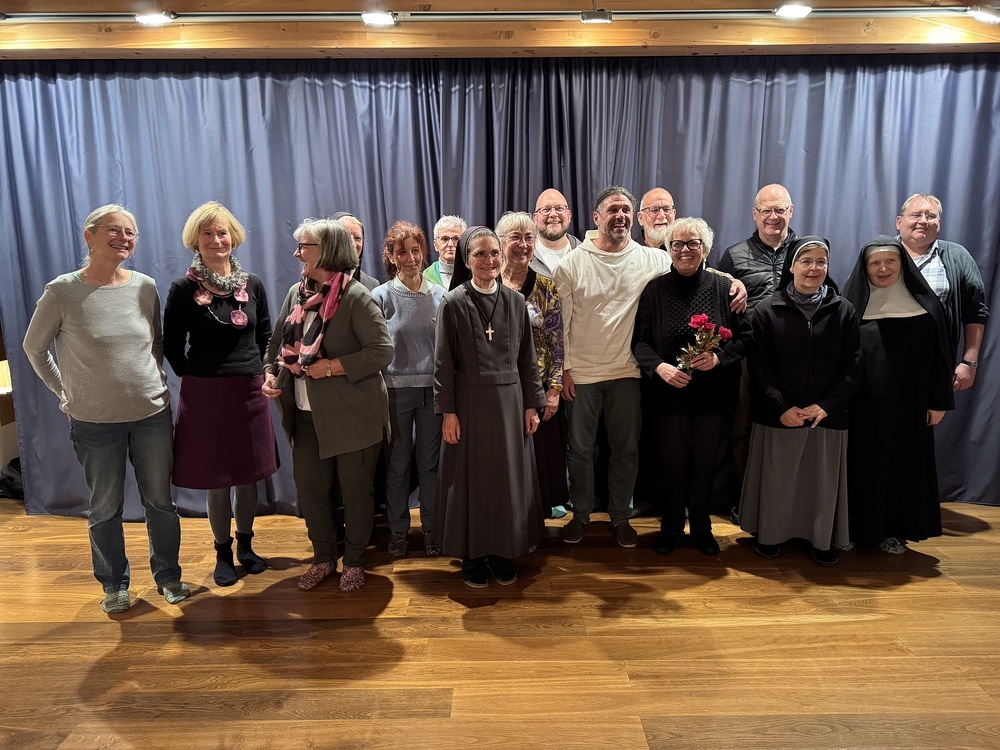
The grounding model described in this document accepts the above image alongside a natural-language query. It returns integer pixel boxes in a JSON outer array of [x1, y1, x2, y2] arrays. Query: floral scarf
[[278, 273, 348, 378]]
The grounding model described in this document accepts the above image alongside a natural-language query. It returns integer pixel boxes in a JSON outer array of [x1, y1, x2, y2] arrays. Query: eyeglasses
[[640, 205, 676, 216], [754, 205, 791, 218], [905, 211, 940, 221], [795, 258, 829, 270], [534, 205, 569, 216], [436, 235, 461, 245], [96, 225, 138, 240], [295, 242, 319, 253], [503, 233, 535, 245], [469, 249, 501, 260], [669, 239, 704, 252]]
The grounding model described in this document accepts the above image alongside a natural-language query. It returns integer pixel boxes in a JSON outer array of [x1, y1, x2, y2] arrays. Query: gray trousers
[[566, 378, 641, 525], [292, 409, 377, 568], [385, 387, 441, 533]]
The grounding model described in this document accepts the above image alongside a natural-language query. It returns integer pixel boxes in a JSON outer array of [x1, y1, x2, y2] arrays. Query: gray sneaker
[[159, 581, 191, 604], [101, 589, 131, 614], [613, 521, 638, 549]]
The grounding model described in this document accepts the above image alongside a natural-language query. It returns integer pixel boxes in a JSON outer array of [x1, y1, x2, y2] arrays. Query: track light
[[580, 0, 612, 24], [361, 11, 397, 26], [774, 3, 813, 18], [135, 10, 177, 26], [967, 5, 1000, 23]]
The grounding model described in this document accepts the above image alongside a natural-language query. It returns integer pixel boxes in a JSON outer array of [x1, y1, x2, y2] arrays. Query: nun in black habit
[[842, 235, 954, 554], [433, 226, 547, 587]]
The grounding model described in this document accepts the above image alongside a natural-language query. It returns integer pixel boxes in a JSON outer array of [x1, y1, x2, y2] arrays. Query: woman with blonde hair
[[164, 201, 277, 587], [24, 204, 189, 613]]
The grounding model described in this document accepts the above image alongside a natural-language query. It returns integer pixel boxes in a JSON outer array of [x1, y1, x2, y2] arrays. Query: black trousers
[[649, 412, 731, 537]]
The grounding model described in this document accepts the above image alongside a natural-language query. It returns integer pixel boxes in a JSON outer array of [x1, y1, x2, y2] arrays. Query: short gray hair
[[495, 211, 535, 239], [664, 217, 715, 257], [434, 214, 467, 239], [899, 193, 943, 218], [294, 218, 358, 273]]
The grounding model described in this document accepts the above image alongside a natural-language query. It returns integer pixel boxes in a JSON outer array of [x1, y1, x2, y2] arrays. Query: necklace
[[465, 281, 500, 343], [502, 270, 526, 291], [188, 255, 249, 328]]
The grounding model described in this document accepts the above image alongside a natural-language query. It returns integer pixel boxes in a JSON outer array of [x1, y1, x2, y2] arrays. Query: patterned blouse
[[517, 269, 564, 392]]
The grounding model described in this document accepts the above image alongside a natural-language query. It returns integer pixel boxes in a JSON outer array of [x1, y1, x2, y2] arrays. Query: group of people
[[21, 181, 988, 612]]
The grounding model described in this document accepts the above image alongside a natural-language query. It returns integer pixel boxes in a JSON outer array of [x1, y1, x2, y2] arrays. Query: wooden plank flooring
[[1, 499, 999, 749]]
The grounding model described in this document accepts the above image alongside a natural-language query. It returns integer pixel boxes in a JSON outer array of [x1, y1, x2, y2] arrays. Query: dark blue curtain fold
[[1, 54, 997, 518]]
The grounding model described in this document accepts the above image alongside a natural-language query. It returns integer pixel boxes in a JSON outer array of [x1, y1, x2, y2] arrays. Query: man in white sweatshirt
[[555, 186, 746, 547]]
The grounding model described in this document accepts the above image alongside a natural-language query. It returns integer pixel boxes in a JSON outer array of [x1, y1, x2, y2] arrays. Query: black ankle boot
[[214, 537, 238, 587], [235, 531, 268, 574]]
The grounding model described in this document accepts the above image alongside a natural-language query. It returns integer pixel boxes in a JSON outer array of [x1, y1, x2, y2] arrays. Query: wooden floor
[[2, 499, 1000, 749]]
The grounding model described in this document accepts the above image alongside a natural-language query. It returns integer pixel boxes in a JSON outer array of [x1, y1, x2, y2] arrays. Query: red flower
[[704, 322, 716, 333], [718, 326, 733, 342], [193, 288, 213, 306], [234, 286, 249, 303], [230, 310, 249, 328], [689, 313, 710, 329]]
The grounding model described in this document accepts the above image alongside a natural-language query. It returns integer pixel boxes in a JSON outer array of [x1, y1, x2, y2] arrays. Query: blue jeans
[[69, 407, 182, 591]]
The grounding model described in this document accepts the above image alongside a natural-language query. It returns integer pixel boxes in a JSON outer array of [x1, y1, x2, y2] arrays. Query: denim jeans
[[69, 407, 182, 591]]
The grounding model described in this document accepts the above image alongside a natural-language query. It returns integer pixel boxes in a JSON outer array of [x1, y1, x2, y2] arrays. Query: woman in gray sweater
[[23, 204, 189, 614]]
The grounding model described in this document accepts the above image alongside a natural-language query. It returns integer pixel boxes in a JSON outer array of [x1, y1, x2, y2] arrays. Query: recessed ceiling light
[[774, 3, 813, 19]]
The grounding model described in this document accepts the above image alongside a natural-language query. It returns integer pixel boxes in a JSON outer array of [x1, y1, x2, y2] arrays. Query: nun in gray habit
[[433, 226, 547, 588], [739, 236, 863, 565], [842, 236, 954, 554]]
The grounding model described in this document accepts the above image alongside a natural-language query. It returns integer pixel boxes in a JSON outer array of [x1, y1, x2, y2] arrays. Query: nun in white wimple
[[842, 235, 954, 554]]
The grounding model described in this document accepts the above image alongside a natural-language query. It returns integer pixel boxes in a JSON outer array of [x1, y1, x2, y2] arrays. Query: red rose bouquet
[[676, 313, 732, 371]]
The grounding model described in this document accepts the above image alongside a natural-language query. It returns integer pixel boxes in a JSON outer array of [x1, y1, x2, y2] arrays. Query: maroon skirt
[[172, 374, 279, 490]]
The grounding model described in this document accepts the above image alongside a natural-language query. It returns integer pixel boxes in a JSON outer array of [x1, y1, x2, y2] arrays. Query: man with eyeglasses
[[715, 184, 799, 518], [334, 212, 380, 291], [637, 187, 678, 249], [716, 184, 798, 315], [531, 189, 581, 277], [424, 215, 468, 290], [896, 193, 988, 391]]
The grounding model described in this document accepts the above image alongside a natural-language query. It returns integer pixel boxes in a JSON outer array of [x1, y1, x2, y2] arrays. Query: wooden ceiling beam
[[1, 7, 998, 58]]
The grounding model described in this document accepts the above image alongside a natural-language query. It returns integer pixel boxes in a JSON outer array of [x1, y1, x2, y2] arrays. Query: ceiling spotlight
[[774, 3, 813, 18], [135, 10, 178, 26], [580, 10, 613, 23], [967, 5, 1000, 23], [361, 11, 397, 26]]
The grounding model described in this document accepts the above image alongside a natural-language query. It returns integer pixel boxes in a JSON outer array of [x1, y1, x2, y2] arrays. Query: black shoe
[[811, 546, 839, 566], [462, 557, 490, 588], [729, 506, 740, 525], [235, 531, 268, 574], [485, 555, 517, 585], [652, 532, 683, 555], [694, 533, 721, 556], [213, 538, 238, 587], [755, 542, 780, 559]]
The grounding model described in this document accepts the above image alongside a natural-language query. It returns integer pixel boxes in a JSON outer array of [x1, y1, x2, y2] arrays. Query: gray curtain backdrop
[[1, 55, 997, 518]]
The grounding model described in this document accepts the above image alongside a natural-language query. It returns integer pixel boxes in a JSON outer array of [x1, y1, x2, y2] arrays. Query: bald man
[[637, 187, 678, 249], [531, 188, 581, 277]]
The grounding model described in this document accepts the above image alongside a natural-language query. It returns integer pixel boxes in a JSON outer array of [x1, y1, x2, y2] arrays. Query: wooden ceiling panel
[[1, 2, 998, 58]]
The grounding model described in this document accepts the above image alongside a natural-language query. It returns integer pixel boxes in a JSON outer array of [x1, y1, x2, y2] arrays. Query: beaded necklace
[[186, 254, 249, 328]]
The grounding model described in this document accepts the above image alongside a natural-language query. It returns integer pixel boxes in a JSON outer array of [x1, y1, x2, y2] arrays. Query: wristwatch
[[961, 359, 979, 369]]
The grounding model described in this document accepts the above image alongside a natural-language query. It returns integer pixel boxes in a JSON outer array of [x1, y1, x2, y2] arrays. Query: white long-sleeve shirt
[[553, 231, 670, 385]]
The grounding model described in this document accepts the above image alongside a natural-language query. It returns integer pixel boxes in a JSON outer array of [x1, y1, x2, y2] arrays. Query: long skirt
[[173, 374, 278, 489], [738, 423, 849, 549]]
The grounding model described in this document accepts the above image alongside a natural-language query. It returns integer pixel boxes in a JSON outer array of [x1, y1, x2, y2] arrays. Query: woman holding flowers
[[738, 237, 862, 566], [633, 217, 750, 556], [164, 202, 277, 587]]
